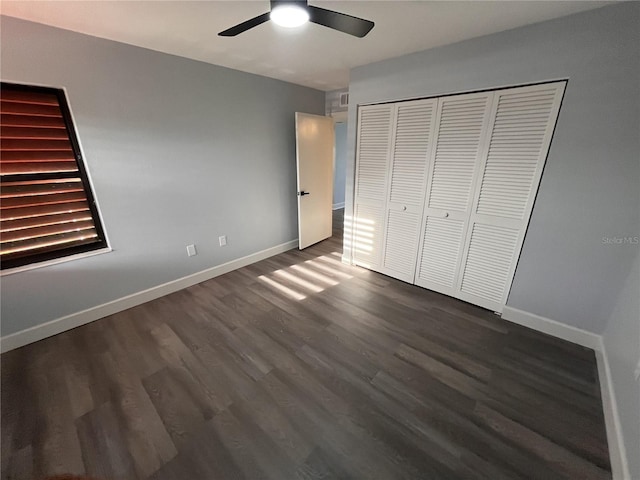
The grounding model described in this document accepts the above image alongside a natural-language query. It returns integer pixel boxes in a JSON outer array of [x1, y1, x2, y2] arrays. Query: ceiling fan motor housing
[[271, 0, 309, 8]]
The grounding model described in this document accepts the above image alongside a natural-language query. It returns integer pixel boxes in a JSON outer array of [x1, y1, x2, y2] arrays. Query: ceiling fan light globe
[[270, 5, 309, 28]]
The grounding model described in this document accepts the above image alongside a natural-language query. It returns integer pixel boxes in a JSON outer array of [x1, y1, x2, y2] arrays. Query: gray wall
[[333, 122, 347, 207], [345, 3, 639, 334], [603, 250, 640, 480], [0, 16, 325, 337]]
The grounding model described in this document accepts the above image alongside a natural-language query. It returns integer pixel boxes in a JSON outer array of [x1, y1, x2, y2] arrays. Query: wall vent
[[339, 92, 349, 107]]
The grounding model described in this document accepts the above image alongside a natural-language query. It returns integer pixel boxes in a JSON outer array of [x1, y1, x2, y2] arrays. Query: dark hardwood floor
[[1, 209, 611, 480]]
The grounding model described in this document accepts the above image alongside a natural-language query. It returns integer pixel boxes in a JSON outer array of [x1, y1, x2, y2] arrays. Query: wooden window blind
[[1, 82, 107, 270]]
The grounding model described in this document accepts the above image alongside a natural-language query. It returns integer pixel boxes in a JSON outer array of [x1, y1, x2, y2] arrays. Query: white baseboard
[[332, 202, 345, 210], [501, 306, 629, 479], [501, 306, 601, 349], [0, 239, 298, 353], [596, 341, 631, 480]]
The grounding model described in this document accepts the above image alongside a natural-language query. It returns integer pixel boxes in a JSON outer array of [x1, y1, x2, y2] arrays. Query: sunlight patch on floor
[[258, 275, 307, 301], [289, 264, 339, 286], [304, 259, 353, 279], [273, 269, 324, 293], [256, 248, 357, 301], [316, 255, 345, 267]]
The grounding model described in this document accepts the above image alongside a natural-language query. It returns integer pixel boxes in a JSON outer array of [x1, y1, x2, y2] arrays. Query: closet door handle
[[443, 212, 449, 218], [402, 206, 407, 211]]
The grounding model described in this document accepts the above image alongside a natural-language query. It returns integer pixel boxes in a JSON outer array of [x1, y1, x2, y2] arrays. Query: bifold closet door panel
[[352, 104, 393, 269], [415, 92, 494, 295], [457, 82, 566, 312], [380, 99, 438, 282]]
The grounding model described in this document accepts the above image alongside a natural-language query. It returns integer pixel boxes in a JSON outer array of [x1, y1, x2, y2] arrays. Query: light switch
[[186, 244, 197, 257], [219, 235, 227, 247]]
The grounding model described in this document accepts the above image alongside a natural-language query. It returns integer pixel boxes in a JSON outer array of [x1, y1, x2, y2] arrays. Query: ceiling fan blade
[[307, 6, 374, 38], [218, 12, 271, 37]]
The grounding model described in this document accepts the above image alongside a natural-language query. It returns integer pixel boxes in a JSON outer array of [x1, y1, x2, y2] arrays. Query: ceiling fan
[[218, 0, 375, 38]]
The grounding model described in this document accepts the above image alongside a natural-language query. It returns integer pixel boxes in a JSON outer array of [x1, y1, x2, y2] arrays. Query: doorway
[[333, 121, 348, 211]]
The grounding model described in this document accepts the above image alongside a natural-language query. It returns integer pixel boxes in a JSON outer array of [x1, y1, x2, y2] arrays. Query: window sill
[[1, 247, 112, 277]]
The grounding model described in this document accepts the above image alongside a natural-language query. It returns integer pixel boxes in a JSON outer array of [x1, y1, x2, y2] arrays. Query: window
[[1, 82, 108, 270]]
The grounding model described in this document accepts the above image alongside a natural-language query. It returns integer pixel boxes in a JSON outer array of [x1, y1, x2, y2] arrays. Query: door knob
[[298, 191, 310, 196]]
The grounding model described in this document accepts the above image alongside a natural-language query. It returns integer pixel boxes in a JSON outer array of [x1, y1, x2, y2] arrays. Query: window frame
[[1, 81, 109, 271]]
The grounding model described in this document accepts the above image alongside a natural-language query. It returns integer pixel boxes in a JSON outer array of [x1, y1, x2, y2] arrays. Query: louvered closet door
[[352, 104, 393, 269], [457, 82, 566, 312], [414, 92, 493, 295], [380, 99, 438, 282]]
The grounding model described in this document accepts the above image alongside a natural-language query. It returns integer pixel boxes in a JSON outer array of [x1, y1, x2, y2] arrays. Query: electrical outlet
[[186, 244, 197, 257], [219, 235, 227, 247], [635, 358, 640, 382]]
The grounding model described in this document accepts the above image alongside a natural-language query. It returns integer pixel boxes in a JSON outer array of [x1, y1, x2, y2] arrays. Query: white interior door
[[296, 112, 335, 249]]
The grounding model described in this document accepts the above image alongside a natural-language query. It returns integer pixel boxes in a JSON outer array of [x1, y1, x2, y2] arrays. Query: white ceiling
[[1, 0, 611, 91]]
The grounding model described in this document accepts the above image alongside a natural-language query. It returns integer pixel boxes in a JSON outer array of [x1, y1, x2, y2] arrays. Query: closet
[[352, 81, 566, 313]]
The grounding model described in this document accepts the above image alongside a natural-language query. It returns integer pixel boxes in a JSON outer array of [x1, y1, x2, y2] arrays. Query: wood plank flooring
[[1, 209, 611, 479]]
